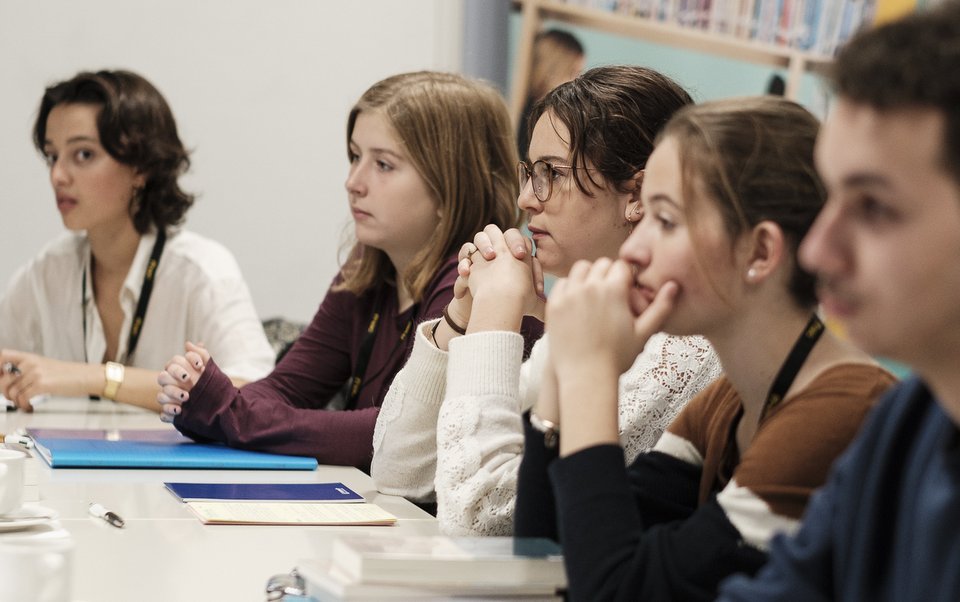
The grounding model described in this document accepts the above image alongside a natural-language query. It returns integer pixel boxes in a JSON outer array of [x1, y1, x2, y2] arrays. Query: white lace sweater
[[371, 320, 721, 535]]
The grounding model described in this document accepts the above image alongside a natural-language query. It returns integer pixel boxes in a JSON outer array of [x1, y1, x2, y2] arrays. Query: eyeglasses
[[517, 160, 575, 203]]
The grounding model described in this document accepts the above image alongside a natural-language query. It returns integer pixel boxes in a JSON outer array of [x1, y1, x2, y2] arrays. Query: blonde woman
[[156, 72, 539, 470]]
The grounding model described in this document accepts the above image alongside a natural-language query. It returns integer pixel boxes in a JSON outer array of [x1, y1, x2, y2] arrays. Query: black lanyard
[[344, 296, 415, 410], [82, 230, 166, 365], [760, 314, 825, 421]]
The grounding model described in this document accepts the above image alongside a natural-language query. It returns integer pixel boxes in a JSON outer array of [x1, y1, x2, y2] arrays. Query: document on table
[[185, 501, 397, 526]]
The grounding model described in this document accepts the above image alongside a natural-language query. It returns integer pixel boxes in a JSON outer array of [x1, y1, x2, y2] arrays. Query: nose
[[344, 162, 366, 197], [517, 178, 542, 214], [50, 157, 69, 188], [618, 218, 651, 269], [798, 201, 846, 277]]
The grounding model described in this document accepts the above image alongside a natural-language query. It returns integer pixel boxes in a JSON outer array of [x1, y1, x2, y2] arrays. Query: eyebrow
[[841, 173, 891, 189], [531, 154, 572, 165], [348, 141, 404, 161], [645, 193, 681, 209], [44, 135, 99, 147]]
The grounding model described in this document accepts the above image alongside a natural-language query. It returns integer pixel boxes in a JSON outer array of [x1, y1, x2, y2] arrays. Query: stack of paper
[[164, 481, 396, 526], [296, 534, 567, 600]]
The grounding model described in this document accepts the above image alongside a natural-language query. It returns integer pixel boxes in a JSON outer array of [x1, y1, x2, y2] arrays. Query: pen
[[0, 433, 33, 448], [88, 502, 125, 528], [1, 362, 21, 376]]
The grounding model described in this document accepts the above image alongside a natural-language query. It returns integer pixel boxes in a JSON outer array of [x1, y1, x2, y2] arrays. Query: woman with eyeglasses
[[156, 72, 540, 470], [0, 69, 274, 412], [372, 65, 722, 533], [515, 97, 897, 601]]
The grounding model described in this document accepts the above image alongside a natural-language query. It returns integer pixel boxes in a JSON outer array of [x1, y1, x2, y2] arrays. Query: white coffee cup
[[0, 535, 74, 602], [0, 448, 26, 515]]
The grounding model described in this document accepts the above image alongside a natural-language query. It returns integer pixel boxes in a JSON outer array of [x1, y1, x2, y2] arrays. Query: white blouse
[[0, 229, 274, 382]]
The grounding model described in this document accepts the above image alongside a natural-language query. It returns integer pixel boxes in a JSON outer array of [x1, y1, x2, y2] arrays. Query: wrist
[[468, 292, 525, 333], [101, 361, 125, 401], [529, 412, 559, 449], [445, 297, 472, 329]]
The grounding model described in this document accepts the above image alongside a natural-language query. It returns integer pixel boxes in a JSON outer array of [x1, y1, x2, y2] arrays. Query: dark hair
[[536, 29, 584, 56], [831, 1, 960, 185], [661, 97, 825, 308], [527, 65, 693, 196], [33, 70, 194, 233], [337, 71, 519, 301]]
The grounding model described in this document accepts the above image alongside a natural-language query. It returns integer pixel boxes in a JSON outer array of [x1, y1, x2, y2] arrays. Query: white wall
[[0, 0, 463, 323]]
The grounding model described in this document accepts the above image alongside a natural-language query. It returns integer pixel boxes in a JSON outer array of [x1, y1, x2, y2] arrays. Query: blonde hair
[[337, 71, 520, 301]]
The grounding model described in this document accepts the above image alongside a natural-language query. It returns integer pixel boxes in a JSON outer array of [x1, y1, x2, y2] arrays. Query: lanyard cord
[[344, 296, 416, 411], [82, 230, 166, 365], [760, 313, 825, 421]]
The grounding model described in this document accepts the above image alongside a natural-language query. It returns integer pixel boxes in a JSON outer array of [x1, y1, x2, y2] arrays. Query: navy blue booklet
[[164, 481, 363, 503]]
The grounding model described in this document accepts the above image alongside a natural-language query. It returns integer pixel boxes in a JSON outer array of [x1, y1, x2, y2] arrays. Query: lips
[[815, 283, 858, 318], [527, 225, 549, 239], [351, 207, 372, 220], [56, 194, 77, 213]]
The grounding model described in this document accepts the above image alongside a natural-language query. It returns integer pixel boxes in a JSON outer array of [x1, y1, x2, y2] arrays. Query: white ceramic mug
[[0, 535, 74, 602], [0, 448, 26, 515]]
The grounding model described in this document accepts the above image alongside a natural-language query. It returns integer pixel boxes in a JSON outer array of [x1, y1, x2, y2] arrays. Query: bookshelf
[[509, 0, 838, 124]]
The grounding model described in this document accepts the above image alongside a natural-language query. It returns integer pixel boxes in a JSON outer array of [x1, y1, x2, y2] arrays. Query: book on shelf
[[27, 428, 318, 470], [185, 501, 396, 526], [328, 534, 567, 589], [164, 481, 363, 503], [551, 0, 884, 56]]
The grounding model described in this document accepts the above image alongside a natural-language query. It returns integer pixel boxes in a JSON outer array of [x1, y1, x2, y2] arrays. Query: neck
[[913, 352, 960, 427], [88, 221, 142, 277], [708, 305, 815, 421], [387, 252, 415, 313]]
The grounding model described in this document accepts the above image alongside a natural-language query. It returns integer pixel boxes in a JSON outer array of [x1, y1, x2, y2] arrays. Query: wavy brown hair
[[337, 71, 520, 301], [527, 65, 693, 197], [33, 69, 194, 233]]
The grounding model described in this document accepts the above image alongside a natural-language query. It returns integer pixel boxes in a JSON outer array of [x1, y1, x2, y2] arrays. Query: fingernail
[[484, 247, 494, 255], [194, 361, 201, 368], [173, 406, 181, 415], [181, 373, 189, 381]]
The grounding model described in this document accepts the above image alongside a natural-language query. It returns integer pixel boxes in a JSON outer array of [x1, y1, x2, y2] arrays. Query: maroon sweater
[[174, 256, 542, 470]]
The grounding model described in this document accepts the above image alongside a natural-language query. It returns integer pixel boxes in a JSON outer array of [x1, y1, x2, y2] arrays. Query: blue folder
[[30, 432, 318, 470], [164, 481, 362, 502]]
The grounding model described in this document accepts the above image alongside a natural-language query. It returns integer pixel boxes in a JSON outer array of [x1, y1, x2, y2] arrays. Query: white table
[[1, 399, 438, 602]]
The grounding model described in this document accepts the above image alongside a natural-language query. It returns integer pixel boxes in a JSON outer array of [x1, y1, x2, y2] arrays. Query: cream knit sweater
[[371, 320, 721, 535]]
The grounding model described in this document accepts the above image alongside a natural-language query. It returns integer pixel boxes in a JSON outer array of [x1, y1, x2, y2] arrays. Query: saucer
[[0, 505, 58, 532]]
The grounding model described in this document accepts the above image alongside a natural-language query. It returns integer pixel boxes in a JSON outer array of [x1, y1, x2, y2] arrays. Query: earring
[[747, 268, 758, 281]]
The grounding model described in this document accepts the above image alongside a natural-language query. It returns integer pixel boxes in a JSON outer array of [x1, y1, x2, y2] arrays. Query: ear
[[133, 170, 147, 189], [742, 220, 785, 284], [624, 170, 645, 223]]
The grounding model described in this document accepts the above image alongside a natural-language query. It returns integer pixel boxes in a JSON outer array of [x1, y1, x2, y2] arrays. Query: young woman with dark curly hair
[[0, 69, 274, 412]]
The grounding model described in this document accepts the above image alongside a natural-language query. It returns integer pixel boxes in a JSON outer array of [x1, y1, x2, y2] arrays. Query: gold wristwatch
[[102, 361, 125, 401], [529, 412, 559, 449]]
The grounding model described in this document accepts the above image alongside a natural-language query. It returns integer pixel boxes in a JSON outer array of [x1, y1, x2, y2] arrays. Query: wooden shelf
[[510, 0, 833, 125]]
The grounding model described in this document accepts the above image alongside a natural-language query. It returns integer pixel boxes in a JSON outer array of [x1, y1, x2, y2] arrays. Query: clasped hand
[[546, 258, 678, 378], [156, 341, 209, 423], [451, 225, 546, 327]]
